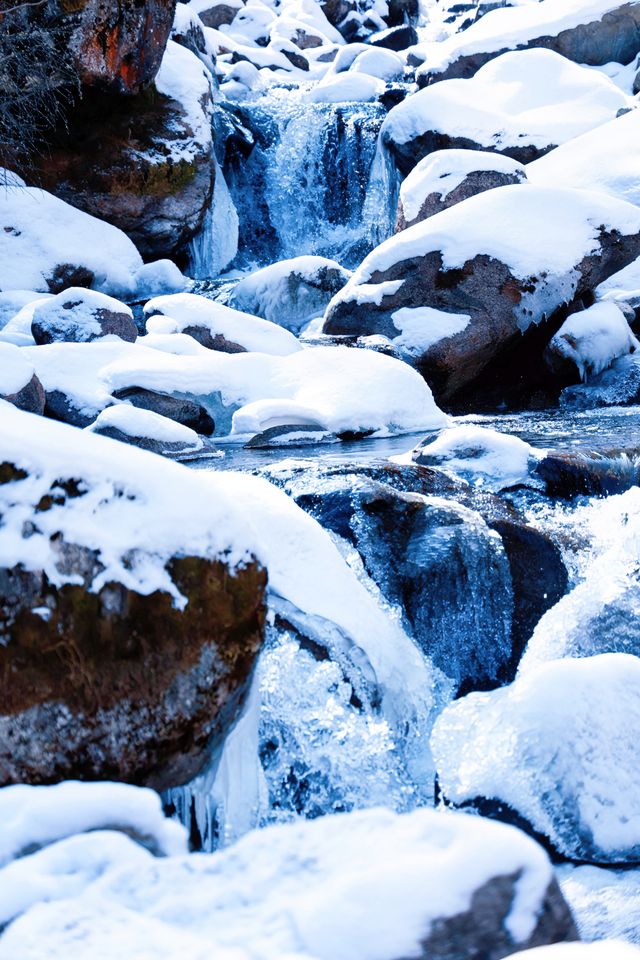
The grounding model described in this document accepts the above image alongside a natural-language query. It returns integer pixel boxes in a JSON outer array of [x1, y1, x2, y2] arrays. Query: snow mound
[[307, 72, 385, 102], [389, 305, 471, 356], [547, 302, 638, 381], [410, 425, 542, 491], [432, 653, 640, 862], [144, 292, 301, 355], [350, 47, 403, 81], [597, 252, 640, 309], [0, 292, 51, 332], [399, 150, 527, 225], [527, 108, 640, 207], [384, 49, 629, 158], [0, 186, 144, 298], [0, 807, 557, 960], [558, 862, 640, 944], [513, 945, 640, 959], [30, 288, 136, 346], [88, 404, 203, 451], [0, 342, 36, 396]]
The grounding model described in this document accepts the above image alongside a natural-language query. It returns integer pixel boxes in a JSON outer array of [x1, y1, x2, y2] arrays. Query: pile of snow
[[398, 150, 527, 226], [388, 305, 471, 355], [409, 425, 542, 491], [558, 863, 640, 944], [230, 256, 351, 332], [0, 342, 37, 398], [0, 781, 187, 868], [527, 108, 640, 207], [307, 71, 385, 103], [410, 0, 639, 78], [144, 292, 301, 355], [350, 47, 404, 81], [88, 404, 203, 452], [0, 291, 51, 332], [23, 340, 446, 437], [0, 807, 556, 960], [432, 653, 640, 862], [513, 946, 640, 959], [547, 302, 638, 381], [597, 253, 640, 309], [383, 49, 629, 158]]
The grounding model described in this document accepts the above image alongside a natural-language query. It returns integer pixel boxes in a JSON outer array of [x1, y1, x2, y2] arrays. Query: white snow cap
[[0, 342, 36, 396], [384, 49, 629, 154], [548, 302, 638, 381], [88, 404, 203, 450], [0, 807, 555, 960]]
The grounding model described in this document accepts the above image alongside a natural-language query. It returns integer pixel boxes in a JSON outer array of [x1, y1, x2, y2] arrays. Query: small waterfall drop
[[187, 158, 240, 279]]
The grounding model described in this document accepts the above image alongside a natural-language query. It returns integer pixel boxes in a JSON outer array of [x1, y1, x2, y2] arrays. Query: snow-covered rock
[[527, 105, 640, 208], [190, 0, 244, 29], [323, 185, 640, 407], [0, 186, 144, 298], [144, 292, 301, 354], [397, 149, 527, 231], [410, 425, 542, 491], [597, 251, 640, 311], [307, 71, 386, 102], [88, 404, 204, 455], [30, 289, 137, 346], [383, 49, 629, 175], [432, 653, 640, 862], [559, 353, 640, 409], [545, 302, 638, 382], [558, 863, 640, 944], [0, 292, 51, 332], [350, 46, 404, 80], [24, 340, 446, 437], [230, 256, 351, 332], [0, 807, 577, 960], [411, 0, 640, 83], [0, 344, 45, 415], [513, 945, 640, 959]]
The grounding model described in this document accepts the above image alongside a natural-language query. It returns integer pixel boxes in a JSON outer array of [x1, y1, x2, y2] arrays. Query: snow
[[0, 781, 187, 869], [133, 260, 188, 298], [88, 404, 203, 449], [513, 946, 640, 959], [411, 0, 637, 78], [23, 340, 446, 437], [30, 288, 134, 343], [350, 48, 403, 81], [547, 301, 638, 381], [144, 292, 301, 355], [0, 807, 555, 960], [337, 184, 640, 295], [307, 72, 385, 103], [384, 49, 629, 154], [432, 653, 640, 862], [155, 41, 213, 163], [558, 863, 640, 944], [597, 254, 640, 308], [230, 256, 351, 332], [0, 186, 143, 298], [399, 150, 527, 224], [0, 342, 36, 396], [409, 424, 542, 490], [390, 305, 470, 355], [527, 107, 640, 207], [0, 291, 51, 332]]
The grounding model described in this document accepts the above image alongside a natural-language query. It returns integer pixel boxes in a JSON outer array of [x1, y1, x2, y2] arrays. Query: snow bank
[[24, 340, 446, 437], [432, 653, 640, 862], [527, 108, 640, 206], [411, 0, 637, 78], [0, 808, 555, 960], [410, 424, 542, 490], [384, 49, 629, 156], [0, 186, 143, 298], [399, 150, 527, 225], [547, 302, 638, 381], [144, 292, 301, 355], [0, 782, 187, 869]]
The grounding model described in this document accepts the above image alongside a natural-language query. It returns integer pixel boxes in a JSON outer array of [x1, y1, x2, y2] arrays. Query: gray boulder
[[31, 288, 137, 345]]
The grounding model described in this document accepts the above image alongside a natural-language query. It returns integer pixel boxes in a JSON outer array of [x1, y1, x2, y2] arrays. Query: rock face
[[0, 344, 46, 415], [0, 410, 267, 790], [323, 185, 640, 410], [33, 42, 214, 262], [31, 288, 137, 345], [396, 150, 527, 231]]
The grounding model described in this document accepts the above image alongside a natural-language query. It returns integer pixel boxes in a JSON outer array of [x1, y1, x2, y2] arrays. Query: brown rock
[[397, 167, 527, 232], [2, 374, 46, 416]]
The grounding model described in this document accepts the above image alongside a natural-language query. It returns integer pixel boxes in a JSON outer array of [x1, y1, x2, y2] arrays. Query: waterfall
[[187, 158, 239, 280], [217, 87, 399, 271]]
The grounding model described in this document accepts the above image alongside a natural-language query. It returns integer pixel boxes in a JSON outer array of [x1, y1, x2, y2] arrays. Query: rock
[[31, 288, 137, 345], [245, 424, 336, 447], [0, 407, 266, 789], [412, 0, 640, 85], [89, 404, 204, 455], [397, 150, 527, 231], [0, 344, 45, 415], [171, 2, 217, 73], [230, 256, 351, 333], [112, 387, 215, 435], [560, 353, 640, 409], [192, 0, 244, 29], [264, 458, 567, 688], [534, 447, 640, 498], [383, 50, 628, 176], [366, 23, 418, 49], [32, 42, 214, 263], [433, 653, 640, 863], [323, 185, 640, 410], [0, 807, 578, 959]]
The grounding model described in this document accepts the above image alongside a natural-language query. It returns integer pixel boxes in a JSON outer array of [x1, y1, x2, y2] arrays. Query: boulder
[[31, 288, 137, 345], [397, 150, 527, 232], [411, 0, 640, 84], [323, 185, 640, 410], [112, 386, 215, 435], [190, 0, 244, 29], [88, 404, 204, 455], [433, 653, 640, 863], [383, 50, 629, 176], [367, 23, 418, 49], [0, 808, 578, 959], [230, 256, 351, 333], [0, 344, 45, 415], [171, 2, 217, 73], [0, 405, 266, 789], [534, 446, 640, 498]]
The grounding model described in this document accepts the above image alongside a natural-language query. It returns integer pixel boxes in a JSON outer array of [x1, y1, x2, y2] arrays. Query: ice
[[548, 302, 639, 381]]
